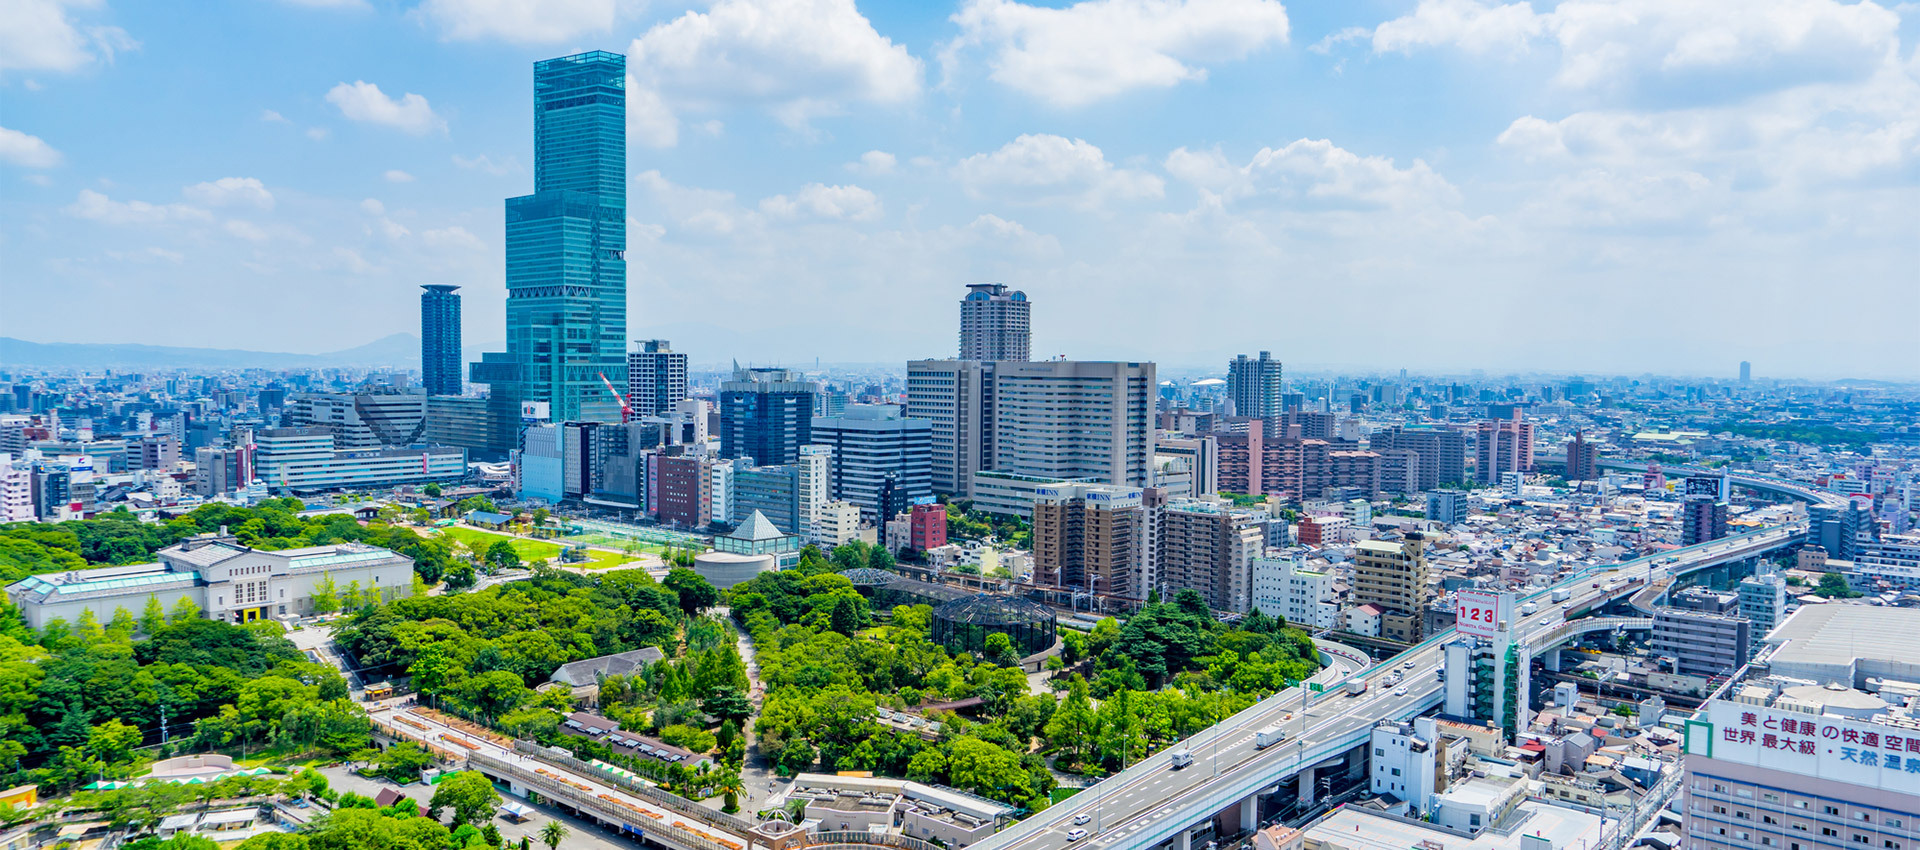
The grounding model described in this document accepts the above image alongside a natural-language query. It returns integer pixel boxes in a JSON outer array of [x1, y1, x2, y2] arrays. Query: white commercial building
[[254, 428, 464, 494], [0, 454, 32, 522], [817, 500, 864, 548], [1251, 554, 1338, 630], [5, 534, 415, 630]]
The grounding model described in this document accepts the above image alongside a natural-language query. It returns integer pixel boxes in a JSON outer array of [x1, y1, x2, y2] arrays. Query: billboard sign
[[520, 401, 550, 422], [1456, 590, 1511, 639], [1687, 699, 1920, 790]]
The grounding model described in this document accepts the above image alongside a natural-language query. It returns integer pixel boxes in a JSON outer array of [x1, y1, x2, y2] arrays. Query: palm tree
[[540, 819, 569, 850]]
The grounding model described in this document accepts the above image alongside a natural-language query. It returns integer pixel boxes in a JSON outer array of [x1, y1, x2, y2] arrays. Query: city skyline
[[2, 0, 1917, 380]]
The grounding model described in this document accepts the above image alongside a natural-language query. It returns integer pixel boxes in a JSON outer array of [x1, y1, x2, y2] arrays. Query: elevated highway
[[972, 522, 1805, 850]]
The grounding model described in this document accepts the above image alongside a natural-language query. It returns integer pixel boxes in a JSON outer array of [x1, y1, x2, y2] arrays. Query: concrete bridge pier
[[1297, 765, 1315, 807], [1543, 649, 1562, 673], [1240, 796, 1257, 833]]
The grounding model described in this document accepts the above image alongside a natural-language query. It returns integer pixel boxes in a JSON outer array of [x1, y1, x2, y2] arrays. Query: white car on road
[[1067, 828, 1089, 842], [1073, 814, 1091, 826]]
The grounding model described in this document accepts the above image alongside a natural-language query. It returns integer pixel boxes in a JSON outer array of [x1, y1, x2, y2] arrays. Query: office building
[[1352, 534, 1431, 642], [1442, 635, 1532, 742], [193, 446, 254, 497], [5, 534, 414, 630], [1566, 429, 1598, 481], [1156, 499, 1266, 612], [991, 360, 1156, 488], [424, 395, 512, 459], [1852, 534, 1920, 592], [254, 428, 463, 493], [905, 359, 990, 495], [286, 391, 427, 450], [1474, 411, 1534, 485], [817, 501, 864, 548], [1808, 501, 1876, 561], [649, 451, 714, 529], [1226, 351, 1284, 418], [1032, 483, 1147, 601], [1680, 606, 1920, 850], [471, 52, 628, 426], [587, 420, 652, 509], [958, 283, 1029, 361], [719, 367, 818, 465], [811, 405, 932, 520], [1738, 360, 1751, 384], [1651, 609, 1750, 678], [908, 502, 947, 552], [628, 340, 688, 416], [1250, 554, 1337, 630], [420, 284, 462, 396]]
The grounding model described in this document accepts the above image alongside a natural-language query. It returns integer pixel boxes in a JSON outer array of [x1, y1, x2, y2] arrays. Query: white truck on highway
[[1255, 724, 1291, 749], [1551, 587, 1571, 603], [1346, 678, 1368, 696]]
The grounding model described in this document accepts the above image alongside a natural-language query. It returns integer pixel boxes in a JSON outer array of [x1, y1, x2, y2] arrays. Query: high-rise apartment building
[[1156, 499, 1266, 612], [0, 455, 34, 522], [1566, 428, 1599, 481], [1226, 351, 1284, 418], [1736, 573, 1786, 639], [958, 283, 1029, 361], [420, 284, 462, 396], [1682, 494, 1730, 546], [1738, 360, 1751, 384], [628, 339, 688, 416], [1425, 489, 1469, 525], [1474, 411, 1535, 485], [1032, 483, 1147, 601], [719, 367, 819, 465], [1352, 533, 1431, 642], [471, 51, 628, 426], [811, 405, 931, 520], [1154, 435, 1218, 497]]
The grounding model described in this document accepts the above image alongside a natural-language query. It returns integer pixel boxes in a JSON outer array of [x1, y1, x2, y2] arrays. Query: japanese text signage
[[1689, 700, 1918, 791], [1456, 590, 1511, 639]]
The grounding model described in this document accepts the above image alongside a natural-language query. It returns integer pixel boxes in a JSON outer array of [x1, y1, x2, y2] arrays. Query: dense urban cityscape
[[3, 6, 1918, 850]]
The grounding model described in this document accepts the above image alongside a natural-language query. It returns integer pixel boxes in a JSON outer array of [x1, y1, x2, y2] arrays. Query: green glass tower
[[472, 51, 628, 428]]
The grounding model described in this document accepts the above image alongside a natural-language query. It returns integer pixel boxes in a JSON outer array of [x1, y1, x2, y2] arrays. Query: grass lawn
[[439, 526, 563, 560], [562, 532, 672, 555]]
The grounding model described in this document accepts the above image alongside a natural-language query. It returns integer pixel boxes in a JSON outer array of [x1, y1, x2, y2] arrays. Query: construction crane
[[597, 372, 632, 423]]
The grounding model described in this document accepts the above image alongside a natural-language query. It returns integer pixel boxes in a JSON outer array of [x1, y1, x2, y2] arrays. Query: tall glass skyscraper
[[472, 51, 628, 426], [420, 284, 462, 396]]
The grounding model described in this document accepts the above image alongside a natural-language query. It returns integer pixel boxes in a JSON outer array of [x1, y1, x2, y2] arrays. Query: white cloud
[[956, 134, 1165, 208], [759, 183, 883, 220], [184, 177, 275, 210], [0, 126, 62, 168], [260, 109, 291, 124], [415, 0, 633, 44], [1368, 0, 1901, 101], [422, 225, 485, 252], [452, 153, 515, 174], [947, 0, 1290, 106], [635, 169, 748, 235], [847, 150, 897, 175], [0, 0, 138, 74], [324, 81, 446, 135], [384, 169, 416, 183], [224, 219, 270, 241], [63, 189, 211, 225], [628, 0, 923, 136], [359, 198, 385, 216], [1166, 139, 1461, 210], [277, 0, 369, 8], [626, 79, 679, 148], [306, 127, 330, 141]]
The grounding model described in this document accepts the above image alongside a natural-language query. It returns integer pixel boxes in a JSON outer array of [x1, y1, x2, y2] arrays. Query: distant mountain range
[[0, 333, 448, 370]]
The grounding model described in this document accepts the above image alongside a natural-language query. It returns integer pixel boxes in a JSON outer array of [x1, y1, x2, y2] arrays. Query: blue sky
[[2, 0, 1916, 379]]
